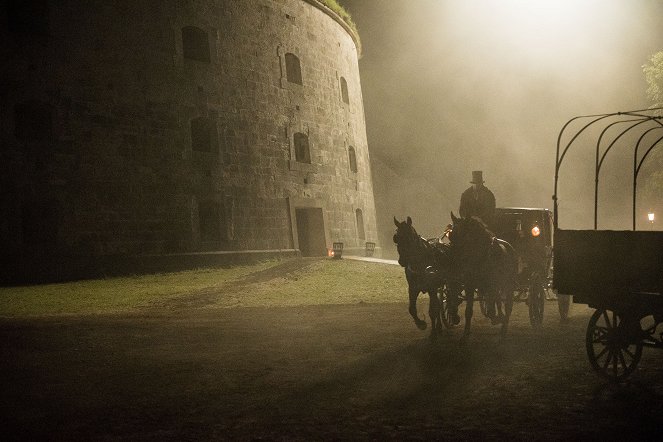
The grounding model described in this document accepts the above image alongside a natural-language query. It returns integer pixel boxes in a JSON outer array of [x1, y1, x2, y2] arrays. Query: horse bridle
[[396, 230, 433, 273]]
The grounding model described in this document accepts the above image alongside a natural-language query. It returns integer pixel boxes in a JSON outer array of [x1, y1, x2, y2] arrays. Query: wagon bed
[[553, 229, 663, 311], [552, 107, 663, 380]]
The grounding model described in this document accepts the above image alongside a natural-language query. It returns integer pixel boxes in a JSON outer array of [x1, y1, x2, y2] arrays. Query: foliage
[[319, 0, 358, 35], [0, 259, 405, 317], [643, 51, 663, 108]]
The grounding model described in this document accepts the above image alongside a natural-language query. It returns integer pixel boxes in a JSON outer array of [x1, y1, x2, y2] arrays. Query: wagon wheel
[[527, 273, 545, 328], [439, 286, 459, 329], [586, 308, 643, 381]]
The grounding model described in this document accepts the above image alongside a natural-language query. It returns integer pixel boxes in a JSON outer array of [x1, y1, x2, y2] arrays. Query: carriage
[[552, 107, 663, 380], [491, 207, 554, 327], [393, 205, 558, 338], [435, 207, 556, 329]]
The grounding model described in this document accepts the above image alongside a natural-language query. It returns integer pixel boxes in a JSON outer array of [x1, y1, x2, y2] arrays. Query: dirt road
[[2, 294, 663, 440]]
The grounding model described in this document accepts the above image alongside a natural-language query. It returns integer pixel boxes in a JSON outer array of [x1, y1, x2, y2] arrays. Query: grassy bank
[[0, 258, 405, 317]]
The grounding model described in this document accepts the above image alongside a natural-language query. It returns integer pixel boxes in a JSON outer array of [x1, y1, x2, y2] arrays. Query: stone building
[[0, 0, 378, 282]]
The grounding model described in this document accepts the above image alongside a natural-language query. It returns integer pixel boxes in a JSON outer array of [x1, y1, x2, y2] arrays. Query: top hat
[[470, 170, 484, 184]]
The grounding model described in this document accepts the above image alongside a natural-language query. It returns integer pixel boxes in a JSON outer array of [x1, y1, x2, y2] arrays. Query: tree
[[641, 51, 663, 223], [643, 51, 663, 108]]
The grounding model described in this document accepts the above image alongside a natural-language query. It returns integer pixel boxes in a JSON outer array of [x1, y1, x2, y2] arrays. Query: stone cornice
[[302, 0, 362, 57]]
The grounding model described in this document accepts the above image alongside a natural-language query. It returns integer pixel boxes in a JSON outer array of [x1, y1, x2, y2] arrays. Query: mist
[[342, 0, 663, 239]]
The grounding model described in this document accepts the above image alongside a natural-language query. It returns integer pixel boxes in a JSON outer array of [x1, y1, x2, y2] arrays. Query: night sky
[[341, 0, 663, 229]]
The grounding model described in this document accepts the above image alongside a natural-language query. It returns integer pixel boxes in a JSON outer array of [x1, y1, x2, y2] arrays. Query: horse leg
[[428, 290, 441, 340], [409, 287, 427, 330], [463, 289, 474, 336], [500, 288, 514, 338], [484, 288, 503, 325], [447, 282, 462, 325]]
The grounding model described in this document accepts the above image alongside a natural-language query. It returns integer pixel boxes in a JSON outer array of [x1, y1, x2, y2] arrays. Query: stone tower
[[0, 0, 378, 281]]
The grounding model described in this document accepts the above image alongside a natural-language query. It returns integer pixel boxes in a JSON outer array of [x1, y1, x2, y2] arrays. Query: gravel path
[[2, 295, 663, 440]]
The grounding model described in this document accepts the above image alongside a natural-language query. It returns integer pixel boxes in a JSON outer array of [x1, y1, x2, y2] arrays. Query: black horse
[[449, 213, 518, 337], [393, 216, 455, 339]]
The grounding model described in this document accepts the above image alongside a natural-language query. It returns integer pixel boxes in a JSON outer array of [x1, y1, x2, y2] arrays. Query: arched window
[[348, 146, 357, 173], [190, 117, 217, 153], [182, 26, 210, 62], [285, 53, 302, 85], [355, 209, 365, 240], [340, 77, 349, 104], [14, 101, 52, 142], [294, 132, 310, 163]]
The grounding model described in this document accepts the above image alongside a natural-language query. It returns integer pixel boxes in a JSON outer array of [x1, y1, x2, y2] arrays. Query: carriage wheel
[[527, 275, 545, 328], [586, 308, 643, 382], [439, 287, 459, 329]]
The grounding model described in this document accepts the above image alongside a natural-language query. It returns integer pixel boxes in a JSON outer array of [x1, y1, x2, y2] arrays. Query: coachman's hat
[[470, 170, 485, 184]]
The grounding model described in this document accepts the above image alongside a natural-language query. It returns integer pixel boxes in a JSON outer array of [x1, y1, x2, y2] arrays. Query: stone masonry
[[0, 0, 378, 275]]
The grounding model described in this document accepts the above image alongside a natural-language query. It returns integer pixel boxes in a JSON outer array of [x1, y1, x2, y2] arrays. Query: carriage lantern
[[648, 211, 655, 223]]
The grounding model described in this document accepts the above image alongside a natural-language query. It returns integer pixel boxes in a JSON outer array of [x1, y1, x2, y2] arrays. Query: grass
[[0, 260, 285, 317], [211, 259, 404, 309], [320, 0, 359, 38], [0, 258, 405, 317]]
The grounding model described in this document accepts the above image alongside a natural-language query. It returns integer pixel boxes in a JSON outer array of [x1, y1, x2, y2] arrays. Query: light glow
[[648, 212, 655, 222], [447, 0, 610, 63], [531, 226, 541, 237]]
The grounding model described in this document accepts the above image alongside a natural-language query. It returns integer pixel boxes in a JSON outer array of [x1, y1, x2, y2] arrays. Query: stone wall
[[0, 0, 377, 275]]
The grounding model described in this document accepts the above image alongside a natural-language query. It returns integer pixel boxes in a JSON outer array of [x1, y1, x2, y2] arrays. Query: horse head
[[393, 216, 419, 268], [449, 211, 495, 268]]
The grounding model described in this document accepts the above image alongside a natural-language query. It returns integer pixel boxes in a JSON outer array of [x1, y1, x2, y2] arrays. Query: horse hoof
[[416, 321, 427, 331], [490, 316, 504, 326]]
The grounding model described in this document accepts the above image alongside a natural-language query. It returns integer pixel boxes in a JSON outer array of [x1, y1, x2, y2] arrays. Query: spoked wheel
[[439, 286, 460, 329], [527, 274, 545, 328], [586, 308, 643, 382]]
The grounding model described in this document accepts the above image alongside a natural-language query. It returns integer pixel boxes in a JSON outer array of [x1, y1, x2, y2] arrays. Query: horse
[[448, 212, 518, 337], [393, 216, 455, 340]]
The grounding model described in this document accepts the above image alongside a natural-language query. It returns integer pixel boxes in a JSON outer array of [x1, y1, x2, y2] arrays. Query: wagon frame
[[552, 106, 663, 380]]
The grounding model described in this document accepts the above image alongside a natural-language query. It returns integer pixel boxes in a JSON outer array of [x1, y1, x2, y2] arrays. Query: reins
[[398, 233, 436, 273]]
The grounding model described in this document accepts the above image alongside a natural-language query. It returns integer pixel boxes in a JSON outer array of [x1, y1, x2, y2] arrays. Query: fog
[[342, 0, 663, 235]]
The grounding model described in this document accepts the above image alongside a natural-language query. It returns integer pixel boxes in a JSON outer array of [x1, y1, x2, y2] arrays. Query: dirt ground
[[2, 265, 663, 440]]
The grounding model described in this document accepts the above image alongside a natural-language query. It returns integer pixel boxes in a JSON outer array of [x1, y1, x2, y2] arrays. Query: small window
[[285, 53, 302, 85], [348, 146, 357, 173], [14, 101, 52, 142], [199, 201, 221, 243], [7, 0, 49, 35], [340, 77, 349, 104], [356, 209, 365, 240], [182, 26, 210, 62], [190, 117, 217, 152], [294, 132, 310, 163]]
